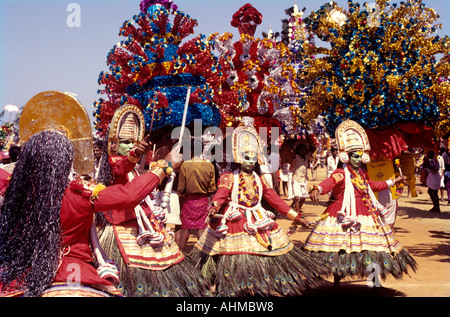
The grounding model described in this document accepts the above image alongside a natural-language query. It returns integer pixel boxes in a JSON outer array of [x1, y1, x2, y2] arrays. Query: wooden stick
[[161, 87, 191, 209], [178, 86, 191, 152]]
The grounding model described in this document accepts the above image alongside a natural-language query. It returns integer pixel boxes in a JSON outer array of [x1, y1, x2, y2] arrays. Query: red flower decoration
[[230, 3, 262, 36]]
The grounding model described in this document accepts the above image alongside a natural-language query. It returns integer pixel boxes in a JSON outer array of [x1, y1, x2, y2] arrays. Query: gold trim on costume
[[218, 173, 233, 189], [286, 209, 299, 221], [260, 174, 273, 189], [109, 156, 123, 163], [92, 183, 107, 201], [331, 173, 345, 183], [149, 167, 166, 183]]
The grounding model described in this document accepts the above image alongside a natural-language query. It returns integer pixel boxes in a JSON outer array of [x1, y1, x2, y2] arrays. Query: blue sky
[[0, 0, 449, 125]]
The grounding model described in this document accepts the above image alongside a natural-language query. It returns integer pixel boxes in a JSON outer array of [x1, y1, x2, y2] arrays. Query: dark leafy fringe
[[189, 246, 327, 297], [97, 224, 212, 297], [303, 248, 418, 280]]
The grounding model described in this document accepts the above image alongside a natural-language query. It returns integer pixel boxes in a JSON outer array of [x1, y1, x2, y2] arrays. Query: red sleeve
[[109, 155, 136, 179], [368, 179, 389, 192], [318, 169, 388, 194], [0, 168, 11, 196], [210, 172, 233, 210], [318, 169, 345, 194], [94, 172, 161, 211], [262, 188, 291, 215]]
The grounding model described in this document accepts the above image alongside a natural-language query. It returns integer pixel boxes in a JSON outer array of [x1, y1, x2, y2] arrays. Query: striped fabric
[[196, 225, 294, 256], [304, 215, 403, 255], [113, 222, 185, 270]]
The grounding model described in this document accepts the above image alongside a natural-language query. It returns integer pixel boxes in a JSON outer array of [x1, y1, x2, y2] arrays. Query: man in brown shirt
[[176, 139, 217, 251]]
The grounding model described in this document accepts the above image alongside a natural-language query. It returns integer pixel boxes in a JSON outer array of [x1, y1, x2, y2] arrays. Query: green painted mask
[[118, 139, 134, 156], [241, 151, 257, 173], [349, 151, 362, 169]]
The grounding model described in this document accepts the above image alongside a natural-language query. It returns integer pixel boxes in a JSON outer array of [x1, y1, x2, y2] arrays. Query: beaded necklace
[[350, 167, 383, 228], [238, 172, 259, 207], [350, 167, 367, 191]]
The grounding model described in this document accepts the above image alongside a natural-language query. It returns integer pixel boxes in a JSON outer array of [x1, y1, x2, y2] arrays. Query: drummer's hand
[[310, 189, 319, 204]]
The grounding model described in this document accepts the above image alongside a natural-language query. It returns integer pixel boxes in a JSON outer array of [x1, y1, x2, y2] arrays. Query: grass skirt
[[302, 212, 418, 280], [303, 248, 417, 280], [98, 223, 211, 297], [189, 245, 327, 297]]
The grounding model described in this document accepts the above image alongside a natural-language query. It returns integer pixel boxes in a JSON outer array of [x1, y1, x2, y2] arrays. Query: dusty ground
[[183, 167, 449, 297]]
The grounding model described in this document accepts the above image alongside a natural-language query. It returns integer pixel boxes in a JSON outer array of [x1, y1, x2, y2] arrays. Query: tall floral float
[[210, 3, 303, 145], [301, 0, 449, 198], [279, 2, 328, 166], [93, 0, 225, 140]]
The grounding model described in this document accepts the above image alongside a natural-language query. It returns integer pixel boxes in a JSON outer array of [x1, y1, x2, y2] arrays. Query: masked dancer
[[303, 120, 417, 287], [95, 104, 210, 297], [190, 118, 326, 297]]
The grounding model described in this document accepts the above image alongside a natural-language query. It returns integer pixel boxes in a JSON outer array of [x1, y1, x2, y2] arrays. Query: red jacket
[[55, 172, 161, 286]]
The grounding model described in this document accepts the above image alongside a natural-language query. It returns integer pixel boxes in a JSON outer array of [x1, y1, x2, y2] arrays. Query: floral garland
[[237, 173, 259, 207], [349, 167, 367, 192], [349, 167, 384, 228]]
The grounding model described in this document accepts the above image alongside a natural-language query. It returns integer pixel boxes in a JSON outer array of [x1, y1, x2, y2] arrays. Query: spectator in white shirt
[[326, 147, 339, 178]]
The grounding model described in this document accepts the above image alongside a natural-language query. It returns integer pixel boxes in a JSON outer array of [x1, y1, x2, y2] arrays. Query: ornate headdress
[[19, 90, 93, 175], [232, 117, 265, 165], [107, 104, 146, 156], [335, 119, 371, 164]]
